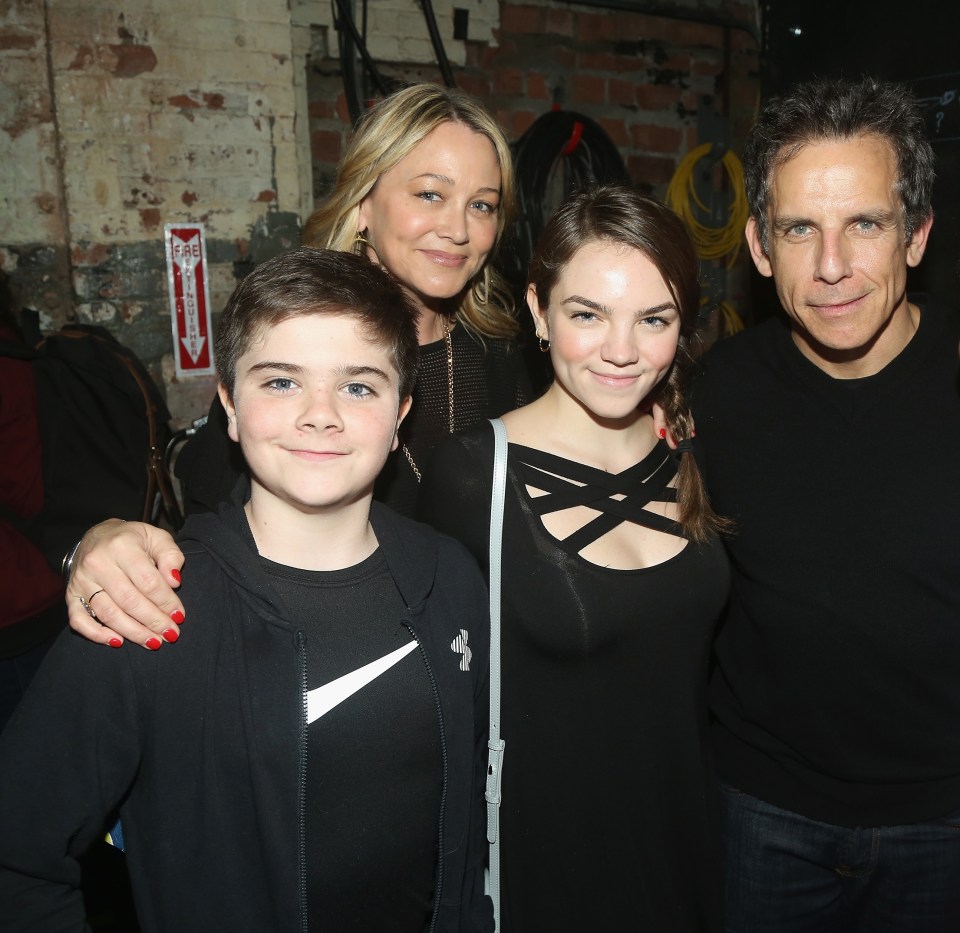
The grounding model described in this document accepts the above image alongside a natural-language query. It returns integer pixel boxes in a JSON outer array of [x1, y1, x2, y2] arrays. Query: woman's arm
[[66, 519, 186, 648], [418, 430, 493, 574]]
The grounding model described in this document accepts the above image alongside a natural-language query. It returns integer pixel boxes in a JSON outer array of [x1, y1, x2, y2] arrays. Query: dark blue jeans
[[720, 782, 960, 933]]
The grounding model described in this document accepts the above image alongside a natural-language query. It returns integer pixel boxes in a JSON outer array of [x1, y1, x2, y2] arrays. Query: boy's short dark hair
[[215, 248, 419, 398], [744, 76, 936, 253]]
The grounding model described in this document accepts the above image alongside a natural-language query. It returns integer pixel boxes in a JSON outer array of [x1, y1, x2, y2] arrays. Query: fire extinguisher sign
[[164, 224, 216, 377]]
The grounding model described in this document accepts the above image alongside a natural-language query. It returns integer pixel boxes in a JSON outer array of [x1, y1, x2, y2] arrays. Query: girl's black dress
[[420, 421, 730, 932]]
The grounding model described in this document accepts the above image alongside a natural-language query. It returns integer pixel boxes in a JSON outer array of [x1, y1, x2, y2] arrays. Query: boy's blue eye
[[267, 377, 296, 392], [344, 382, 373, 398]]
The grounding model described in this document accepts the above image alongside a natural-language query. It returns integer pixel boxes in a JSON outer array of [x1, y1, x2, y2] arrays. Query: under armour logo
[[450, 628, 472, 672]]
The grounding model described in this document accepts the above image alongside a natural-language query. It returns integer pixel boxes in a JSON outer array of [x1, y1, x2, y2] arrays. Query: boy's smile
[[219, 314, 411, 526]]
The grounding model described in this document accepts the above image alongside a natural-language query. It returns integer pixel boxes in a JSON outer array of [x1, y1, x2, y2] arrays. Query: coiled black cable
[[504, 109, 631, 288]]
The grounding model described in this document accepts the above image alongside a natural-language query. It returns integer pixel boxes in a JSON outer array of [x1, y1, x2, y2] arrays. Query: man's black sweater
[[694, 297, 960, 827]]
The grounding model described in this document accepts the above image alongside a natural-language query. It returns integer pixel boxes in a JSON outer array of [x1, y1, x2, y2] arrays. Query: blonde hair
[[302, 83, 519, 340]]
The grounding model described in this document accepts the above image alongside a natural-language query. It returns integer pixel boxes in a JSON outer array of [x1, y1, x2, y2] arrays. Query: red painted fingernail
[[162, 628, 180, 644], [108, 637, 123, 649], [170, 569, 181, 584], [170, 609, 185, 624], [658, 428, 667, 439], [145, 637, 162, 651]]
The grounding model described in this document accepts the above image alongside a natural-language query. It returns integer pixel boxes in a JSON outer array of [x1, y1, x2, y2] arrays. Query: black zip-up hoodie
[[0, 496, 493, 933]]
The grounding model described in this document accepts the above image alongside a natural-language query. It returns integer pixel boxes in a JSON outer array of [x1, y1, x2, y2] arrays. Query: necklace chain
[[403, 316, 454, 483]]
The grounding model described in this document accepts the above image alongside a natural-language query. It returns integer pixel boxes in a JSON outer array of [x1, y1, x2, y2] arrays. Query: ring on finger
[[78, 594, 99, 620]]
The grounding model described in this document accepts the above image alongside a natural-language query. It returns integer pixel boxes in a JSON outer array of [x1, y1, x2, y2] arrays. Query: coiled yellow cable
[[666, 143, 749, 268]]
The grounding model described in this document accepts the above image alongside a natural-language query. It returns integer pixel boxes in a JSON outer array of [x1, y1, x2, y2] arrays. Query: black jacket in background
[[0, 493, 493, 933]]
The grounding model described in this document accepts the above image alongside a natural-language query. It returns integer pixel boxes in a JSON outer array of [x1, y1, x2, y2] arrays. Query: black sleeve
[[0, 631, 143, 932], [489, 339, 535, 415], [174, 395, 246, 516], [417, 431, 493, 575]]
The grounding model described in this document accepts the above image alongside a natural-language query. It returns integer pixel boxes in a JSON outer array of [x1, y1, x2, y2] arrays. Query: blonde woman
[[68, 84, 531, 647], [300, 83, 530, 513]]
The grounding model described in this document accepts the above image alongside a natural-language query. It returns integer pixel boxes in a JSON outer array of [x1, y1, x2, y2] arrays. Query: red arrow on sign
[[165, 224, 215, 377]]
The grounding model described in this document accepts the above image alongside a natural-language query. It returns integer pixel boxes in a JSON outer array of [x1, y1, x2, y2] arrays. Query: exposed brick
[[0, 30, 36, 51], [631, 122, 682, 153], [628, 154, 676, 188], [168, 93, 201, 109], [308, 97, 336, 119], [551, 45, 576, 69], [571, 73, 605, 105], [499, 4, 544, 35], [607, 78, 636, 108], [457, 72, 492, 99], [667, 20, 723, 48], [576, 13, 608, 43], [311, 128, 341, 165], [255, 189, 276, 202], [71, 243, 110, 266], [691, 56, 722, 78], [67, 44, 95, 70], [34, 193, 57, 214], [577, 51, 618, 71], [598, 117, 629, 147], [544, 9, 574, 38], [636, 83, 681, 111], [525, 72, 550, 101], [495, 68, 523, 96], [106, 43, 157, 77], [511, 110, 537, 137], [139, 208, 161, 230]]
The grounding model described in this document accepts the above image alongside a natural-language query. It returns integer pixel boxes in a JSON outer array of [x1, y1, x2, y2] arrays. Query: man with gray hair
[[694, 76, 960, 931]]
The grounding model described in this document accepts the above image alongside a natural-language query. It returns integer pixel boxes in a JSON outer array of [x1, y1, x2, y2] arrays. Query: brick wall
[[305, 1, 759, 198], [1, 0, 305, 419], [1, 0, 760, 421]]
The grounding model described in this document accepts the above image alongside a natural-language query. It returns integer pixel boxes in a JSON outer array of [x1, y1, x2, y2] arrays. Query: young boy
[[0, 249, 493, 932]]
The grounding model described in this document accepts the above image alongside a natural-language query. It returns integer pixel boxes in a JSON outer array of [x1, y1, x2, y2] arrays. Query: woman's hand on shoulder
[[650, 402, 690, 449], [65, 519, 186, 650]]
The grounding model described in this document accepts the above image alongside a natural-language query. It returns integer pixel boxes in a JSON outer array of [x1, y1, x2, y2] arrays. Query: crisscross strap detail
[[512, 442, 682, 554]]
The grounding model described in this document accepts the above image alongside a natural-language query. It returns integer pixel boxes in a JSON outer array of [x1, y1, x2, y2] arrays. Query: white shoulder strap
[[485, 417, 508, 929]]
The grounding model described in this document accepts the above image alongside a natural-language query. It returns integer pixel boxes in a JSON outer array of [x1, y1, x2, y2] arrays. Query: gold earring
[[355, 231, 381, 264], [537, 335, 550, 353]]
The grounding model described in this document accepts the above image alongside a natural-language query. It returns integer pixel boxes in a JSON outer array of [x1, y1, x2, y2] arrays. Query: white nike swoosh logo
[[307, 640, 418, 723]]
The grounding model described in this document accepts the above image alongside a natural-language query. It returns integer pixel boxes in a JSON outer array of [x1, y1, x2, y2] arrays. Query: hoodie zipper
[[406, 620, 449, 933], [296, 630, 309, 933]]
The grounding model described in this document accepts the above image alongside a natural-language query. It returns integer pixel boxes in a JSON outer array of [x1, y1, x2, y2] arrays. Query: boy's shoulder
[[370, 502, 486, 593]]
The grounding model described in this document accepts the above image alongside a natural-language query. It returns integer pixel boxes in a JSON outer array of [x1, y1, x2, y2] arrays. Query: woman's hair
[[302, 83, 518, 341], [215, 248, 419, 401], [527, 184, 729, 542]]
